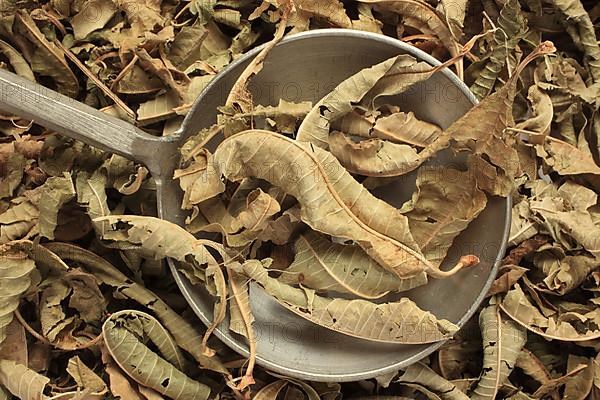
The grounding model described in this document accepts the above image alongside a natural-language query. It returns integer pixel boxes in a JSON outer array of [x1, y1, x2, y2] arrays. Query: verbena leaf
[[239, 259, 459, 344]]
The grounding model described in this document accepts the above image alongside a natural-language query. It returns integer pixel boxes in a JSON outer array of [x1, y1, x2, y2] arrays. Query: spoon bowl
[[0, 29, 509, 382]]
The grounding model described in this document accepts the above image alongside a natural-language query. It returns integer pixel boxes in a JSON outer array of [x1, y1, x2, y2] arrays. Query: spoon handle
[[0, 68, 169, 174]]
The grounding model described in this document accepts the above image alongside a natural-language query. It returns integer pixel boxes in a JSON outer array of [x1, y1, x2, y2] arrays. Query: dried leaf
[[0, 360, 49, 400], [226, 267, 256, 389], [38, 173, 75, 240], [239, 259, 459, 344], [70, 0, 117, 39], [279, 232, 427, 298], [500, 284, 600, 341], [470, 300, 527, 400], [182, 130, 479, 279], [42, 242, 228, 374], [398, 362, 469, 400], [102, 310, 211, 400], [66, 355, 108, 398], [535, 136, 600, 175], [297, 55, 432, 150], [14, 10, 79, 97], [469, 0, 527, 99], [358, 0, 461, 63], [0, 242, 36, 345], [0, 39, 34, 81], [0, 153, 25, 200], [402, 166, 487, 266]]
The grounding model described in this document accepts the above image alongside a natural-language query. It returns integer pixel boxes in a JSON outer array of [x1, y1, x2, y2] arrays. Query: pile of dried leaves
[[0, 0, 600, 399]]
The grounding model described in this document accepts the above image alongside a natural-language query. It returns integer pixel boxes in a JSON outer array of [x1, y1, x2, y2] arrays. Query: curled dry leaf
[[429, 42, 557, 196], [402, 166, 487, 267], [238, 259, 459, 344], [226, 267, 257, 390], [470, 300, 527, 400], [398, 362, 469, 400], [357, 0, 461, 66], [500, 284, 600, 341], [182, 129, 478, 279], [42, 242, 229, 375], [66, 355, 108, 398], [469, 0, 527, 100], [0, 241, 36, 345], [102, 310, 211, 400], [297, 54, 432, 150], [14, 10, 79, 97], [37, 173, 75, 240], [279, 231, 427, 298], [0, 360, 49, 400]]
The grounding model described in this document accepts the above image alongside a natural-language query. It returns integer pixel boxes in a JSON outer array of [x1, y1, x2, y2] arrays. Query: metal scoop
[[0, 29, 509, 382]]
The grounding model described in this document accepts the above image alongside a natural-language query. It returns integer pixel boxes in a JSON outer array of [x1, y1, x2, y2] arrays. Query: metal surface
[[0, 29, 510, 382]]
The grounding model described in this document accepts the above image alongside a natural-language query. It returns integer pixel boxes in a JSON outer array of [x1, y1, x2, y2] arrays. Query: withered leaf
[[183, 130, 480, 279], [402, 166, 487, 267], [0, 242, 36, 346], [297, 55, 432, 149], [37, 173, 75, 240], [279, 232, 427, 298], [471, 299, 527, 400], [398, 362, 469, 400], [14, 10, 79, 97], [43, 242, 228, 375], [500, 284, 600, 341], [239, 259, 459, 344], [0, 360, 49, 400], [102, 310, 211, 400], [66, 355, 108, 398]]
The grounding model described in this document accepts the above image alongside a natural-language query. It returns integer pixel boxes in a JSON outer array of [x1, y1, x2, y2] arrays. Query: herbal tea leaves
[[182, 129, 478, 279], [0, 0, 599, 397], [102, 310, 211, 400], [239, 259, 458, 344]]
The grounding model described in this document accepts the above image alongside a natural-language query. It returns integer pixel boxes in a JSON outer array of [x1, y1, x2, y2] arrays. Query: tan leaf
[[240, 259, 459, 344]]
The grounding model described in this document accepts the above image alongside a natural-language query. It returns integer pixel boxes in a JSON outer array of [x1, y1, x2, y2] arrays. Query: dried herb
[[0, 0, 598, 398]]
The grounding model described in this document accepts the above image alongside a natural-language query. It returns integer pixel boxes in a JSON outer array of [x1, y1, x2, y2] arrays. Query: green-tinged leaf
[[102, 310, 211, 400], [239, 259, 459, 344], [470, 0, 527, 99], [280, 232, 427, 298]]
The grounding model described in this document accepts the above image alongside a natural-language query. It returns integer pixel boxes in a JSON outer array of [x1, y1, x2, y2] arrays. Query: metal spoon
[[0, 29, 509, 382]]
